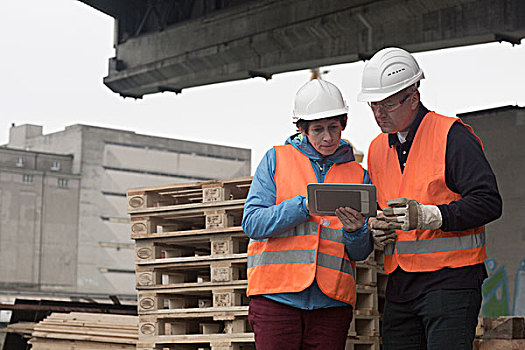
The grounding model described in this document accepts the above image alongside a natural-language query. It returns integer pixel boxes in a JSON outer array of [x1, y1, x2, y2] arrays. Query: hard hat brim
[[357, 72, 424, 103], [293, 106, 349, 122]]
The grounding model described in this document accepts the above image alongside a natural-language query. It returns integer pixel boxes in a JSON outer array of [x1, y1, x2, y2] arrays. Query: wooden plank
[[29, 338, 136, 349], [127, 176, 252, 195], [483, 316, 525, 339], [26, 312, 139, 349], [479, 339, 525, 349], [31, 331, 137, 344], [130, 225, 244, 241], [139, 332, 254, 344], [134, 280, 247, 292]]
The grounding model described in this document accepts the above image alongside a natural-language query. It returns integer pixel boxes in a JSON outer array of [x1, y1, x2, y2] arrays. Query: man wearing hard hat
[[359, 48, 502, 349], [242, 79, 373, 350]]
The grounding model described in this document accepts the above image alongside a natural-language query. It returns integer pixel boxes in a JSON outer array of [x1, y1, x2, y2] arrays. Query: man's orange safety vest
[[247, 144, 365, 306], [368, 112, 487, 274]]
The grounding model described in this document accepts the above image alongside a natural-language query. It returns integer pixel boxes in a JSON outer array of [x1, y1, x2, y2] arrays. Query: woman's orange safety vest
[[368, 112, 487, 273], [247, 144, 365, 306]]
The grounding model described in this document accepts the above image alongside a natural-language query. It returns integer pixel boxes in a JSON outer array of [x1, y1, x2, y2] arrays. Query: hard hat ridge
[[358, 47, 425, 102]]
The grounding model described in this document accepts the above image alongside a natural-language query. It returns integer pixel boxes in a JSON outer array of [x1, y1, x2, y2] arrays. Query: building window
[[58, 178, 69, 188], [16, 156, 25, 167], [22, 174, 34, 183], [50, 161, 61, 171]]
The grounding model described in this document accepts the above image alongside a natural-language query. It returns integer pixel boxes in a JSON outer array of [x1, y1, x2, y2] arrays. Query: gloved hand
[[383, 198, 442, 231], [369, 213, 397, 248]]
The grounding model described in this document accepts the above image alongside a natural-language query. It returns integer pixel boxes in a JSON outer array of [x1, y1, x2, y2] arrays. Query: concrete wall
[[459, 106, 525, 316], [0, 147, 80, 292], [6, 124, 251, 296]]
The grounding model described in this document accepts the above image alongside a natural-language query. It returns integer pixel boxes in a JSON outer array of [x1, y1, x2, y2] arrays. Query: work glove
[[383, 198, 442, 231], [369, 213, 397, 248]]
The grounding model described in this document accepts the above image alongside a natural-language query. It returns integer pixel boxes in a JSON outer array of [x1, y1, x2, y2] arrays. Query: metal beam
[[82, 0, 525, 98]]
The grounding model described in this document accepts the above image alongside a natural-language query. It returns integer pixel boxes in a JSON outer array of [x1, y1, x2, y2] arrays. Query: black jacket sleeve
[[437, 121, 502, 231]]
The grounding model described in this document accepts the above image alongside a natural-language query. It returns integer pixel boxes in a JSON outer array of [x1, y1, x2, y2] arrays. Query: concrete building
[[459, 105, 525, 316], [0, 147, 80, 292], [4, 124, 251, 297]]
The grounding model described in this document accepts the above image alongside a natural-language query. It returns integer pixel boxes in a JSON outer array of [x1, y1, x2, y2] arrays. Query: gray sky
[[1, 0, 524, 173]]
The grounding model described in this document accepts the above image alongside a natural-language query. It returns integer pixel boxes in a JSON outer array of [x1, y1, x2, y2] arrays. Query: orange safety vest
[[368, 112, 487, 273], [247, 144, 365, 306]]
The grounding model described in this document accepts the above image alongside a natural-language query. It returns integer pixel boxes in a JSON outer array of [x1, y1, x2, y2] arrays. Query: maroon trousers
[[248, 296, 353, 350]]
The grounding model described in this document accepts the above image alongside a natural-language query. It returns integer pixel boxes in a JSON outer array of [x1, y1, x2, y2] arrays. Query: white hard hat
[[358, 47, 425, 102], [293, 79, 348, 122]]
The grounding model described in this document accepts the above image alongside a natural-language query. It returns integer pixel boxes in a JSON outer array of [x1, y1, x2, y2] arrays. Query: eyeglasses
[[368, 90, 416, 113]]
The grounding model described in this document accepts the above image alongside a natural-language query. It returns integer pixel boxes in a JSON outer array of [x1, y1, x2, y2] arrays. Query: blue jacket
[[242, 134, 373, 309]]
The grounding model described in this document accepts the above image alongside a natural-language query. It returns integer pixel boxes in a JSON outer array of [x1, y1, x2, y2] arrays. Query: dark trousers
[[382, 289, 482, 350], [248, 296, 353, 350]]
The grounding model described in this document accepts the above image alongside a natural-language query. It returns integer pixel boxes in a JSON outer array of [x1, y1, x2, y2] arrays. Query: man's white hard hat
[[358, 47, 425, 103], [293, 79, 348, 122]]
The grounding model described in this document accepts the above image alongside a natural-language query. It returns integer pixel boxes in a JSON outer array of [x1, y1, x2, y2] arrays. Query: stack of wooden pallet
[[127, 176, 385, 350], [26, 312, 138, 349], [474, 316, 525, 349], [346, 246, 386, 350]]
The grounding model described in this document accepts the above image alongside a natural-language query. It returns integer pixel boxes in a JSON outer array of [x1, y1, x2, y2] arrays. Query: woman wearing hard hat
[[242, 79, 373, 350]]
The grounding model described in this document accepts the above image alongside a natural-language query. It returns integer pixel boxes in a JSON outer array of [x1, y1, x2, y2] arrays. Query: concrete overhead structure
[[5, 124, 250, 296], [77, 0, 525, 98]]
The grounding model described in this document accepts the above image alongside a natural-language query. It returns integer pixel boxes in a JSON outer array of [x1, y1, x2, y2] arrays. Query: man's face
[[300, 118, 344, 156], [370, 89, 417, 134]]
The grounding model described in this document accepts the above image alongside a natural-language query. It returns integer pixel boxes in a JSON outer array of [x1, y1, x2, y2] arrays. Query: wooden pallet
[[345, 335, 381, 350], [136, 255, 248, 288], [138, 285, 248, 312], [135, 232, 248, 263], [348, 314, 380, 337], [355, 285, 379, 312], [477, 339, 525, 349], [363, 246, 384, 267], [137, 333, 255, 350], [130, 203, 244, 238], [482, 316, 525, 339], [127, 177, 252, 213], [139, 310, 249, 337]]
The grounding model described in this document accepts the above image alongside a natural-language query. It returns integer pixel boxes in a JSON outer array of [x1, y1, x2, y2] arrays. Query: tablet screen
[[316, 190, 361, 212]]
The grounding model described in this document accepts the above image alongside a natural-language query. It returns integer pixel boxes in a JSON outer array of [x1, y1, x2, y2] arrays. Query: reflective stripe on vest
[[368, 112, 487, 272], [396, 231, 485, 255], [250, 221, 319, 243], [317, 252, 355, 276], [248, 249, 316, 268]]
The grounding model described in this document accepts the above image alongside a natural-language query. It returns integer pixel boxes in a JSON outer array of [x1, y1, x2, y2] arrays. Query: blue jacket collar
[[285, 133, 355, 164]]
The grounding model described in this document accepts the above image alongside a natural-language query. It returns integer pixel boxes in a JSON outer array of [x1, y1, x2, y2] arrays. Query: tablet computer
[[307, 183, 377, 217]]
